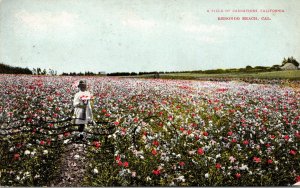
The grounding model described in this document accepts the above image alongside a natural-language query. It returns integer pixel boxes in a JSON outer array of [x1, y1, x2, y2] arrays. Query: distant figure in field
[[73, 80, 93, 140]]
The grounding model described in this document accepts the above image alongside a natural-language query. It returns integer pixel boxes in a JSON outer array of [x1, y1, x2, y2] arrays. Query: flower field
[[0, 74, 299, 186]]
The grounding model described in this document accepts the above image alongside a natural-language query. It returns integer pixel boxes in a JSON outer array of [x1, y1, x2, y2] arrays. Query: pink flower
[[229, 156, 236, 163], [14, 153, 20, 160], [40, 140, 45, 145], [243, 140, 249, 145], [253, 157, 261, 163], [290, 150, 297, 155], [235, 173, 241, 179]]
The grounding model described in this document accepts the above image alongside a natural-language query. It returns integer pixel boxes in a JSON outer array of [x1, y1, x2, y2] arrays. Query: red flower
[[284, 135, 290, 141], [152, 140, 159, 147], [270, 135, 276, 139], [114, 121, 119, 126], [123, 161, 129, 168], [295, 132, 300, 139], [267, 159, 273, 164], [49, 123, 54, 128], [227, 131, 233, 136], [215, 163, 221, 169], [253, 157, 261, 163], [296, 176, 300, 183], [179, 161, 185, 167], [47, 139, 51, 145], [40, 140, 45, 145], [203, 132, 209, 136], [64, 132, 70, 137], [231, 139, 237, 143], [197, 148, 204, 155], [118, 161, 123, 166], [101, 109, 107, 113], [151, 149, 157, 156], [290, 150, 297, 155], [115, 155, 121, 162], [14, 153, 20, 160], [243, 140, 249, 145], [235, 173, 241, 179], [134, 118, 139, 123], [93, 141, 101, 149], [152, 169, 161, 176]]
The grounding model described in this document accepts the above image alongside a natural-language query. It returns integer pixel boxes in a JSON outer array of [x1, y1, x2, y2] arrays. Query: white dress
[[73, 91, 93, 124]]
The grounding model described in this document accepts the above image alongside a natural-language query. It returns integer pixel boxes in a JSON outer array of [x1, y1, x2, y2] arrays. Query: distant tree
[[282, 57, 299, 67], [41, 69, 47, 75], [245, 65, 253, 69]]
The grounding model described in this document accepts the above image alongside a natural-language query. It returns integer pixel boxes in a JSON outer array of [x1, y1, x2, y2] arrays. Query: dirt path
[[51, 143, 88, 187]]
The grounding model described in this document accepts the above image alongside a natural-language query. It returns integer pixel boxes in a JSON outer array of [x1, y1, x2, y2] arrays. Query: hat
[[78, 80, 87, 87]]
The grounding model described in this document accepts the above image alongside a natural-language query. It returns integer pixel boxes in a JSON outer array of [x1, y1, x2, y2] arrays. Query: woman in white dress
[[73, 80, 93, 140]]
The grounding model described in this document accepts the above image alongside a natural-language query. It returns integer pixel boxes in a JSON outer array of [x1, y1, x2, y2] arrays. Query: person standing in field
[[73, 80, 93, 140]]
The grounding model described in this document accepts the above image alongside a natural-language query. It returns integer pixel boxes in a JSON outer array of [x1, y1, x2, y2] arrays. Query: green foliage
[[0, 63, 32, 74]]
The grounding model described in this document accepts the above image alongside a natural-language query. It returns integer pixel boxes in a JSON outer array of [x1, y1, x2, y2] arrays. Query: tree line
[[0, 63, 32, 74], [0, 56, 298, 76]]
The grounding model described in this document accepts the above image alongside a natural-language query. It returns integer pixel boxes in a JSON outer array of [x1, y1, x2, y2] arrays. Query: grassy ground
[[137, 70, 300, 80]]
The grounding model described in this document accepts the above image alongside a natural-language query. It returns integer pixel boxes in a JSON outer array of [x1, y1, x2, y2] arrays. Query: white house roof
[[281, 63, 298, 70]]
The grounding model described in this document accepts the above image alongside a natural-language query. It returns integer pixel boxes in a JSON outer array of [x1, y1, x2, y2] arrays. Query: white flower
[[24, 172, 30, 177], [93, 168, 98, 174], [239, 164, 248, 171], [146, 176, 152, 181], [24, 150, 30, 155], [63, 139, 70, 144], [43, 150, 48, 155], [177, 175, 185, 182], [205, 173, 210, 178], [74, 155, 80, 160]]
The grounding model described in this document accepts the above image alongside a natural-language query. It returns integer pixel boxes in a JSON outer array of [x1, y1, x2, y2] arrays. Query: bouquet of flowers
[[79, 95, 93, 120]]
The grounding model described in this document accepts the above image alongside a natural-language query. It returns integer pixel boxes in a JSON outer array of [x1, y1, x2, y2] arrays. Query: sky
[[0, 0, 300, 74]]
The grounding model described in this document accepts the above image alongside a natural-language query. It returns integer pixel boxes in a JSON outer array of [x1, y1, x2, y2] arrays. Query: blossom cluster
[[0, 75, 299, 186]]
